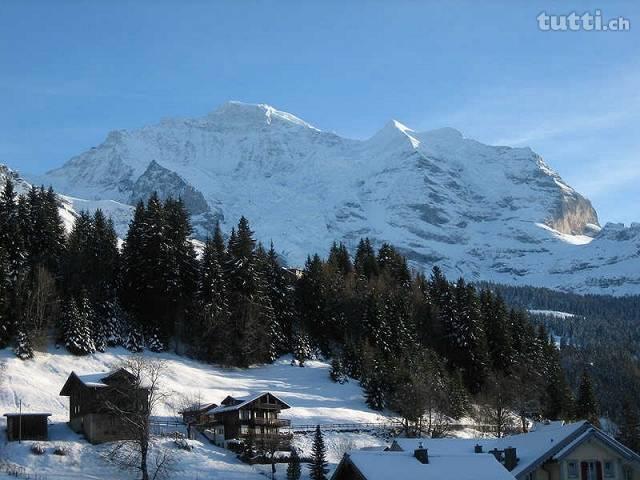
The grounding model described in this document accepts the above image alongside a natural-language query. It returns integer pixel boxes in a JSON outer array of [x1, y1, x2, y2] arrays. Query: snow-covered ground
[[0, 347, 387, 479], [527, 309, 577, 319]]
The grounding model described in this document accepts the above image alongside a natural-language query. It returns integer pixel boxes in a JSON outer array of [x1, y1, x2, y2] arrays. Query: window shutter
[[581, 462, 589, 480], [597, 461, 603, 480]]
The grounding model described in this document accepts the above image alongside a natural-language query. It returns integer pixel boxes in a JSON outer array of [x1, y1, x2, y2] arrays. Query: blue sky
[[0, 0, 638, 224]]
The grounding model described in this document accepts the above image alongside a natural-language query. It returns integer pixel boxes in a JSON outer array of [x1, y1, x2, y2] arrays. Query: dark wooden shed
[[3, 413, 51, 441]]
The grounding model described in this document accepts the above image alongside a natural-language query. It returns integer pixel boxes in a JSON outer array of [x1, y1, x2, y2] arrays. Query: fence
[[287, 421, 404, 434], [1, 462, 48, 480], [150, 418, 188, 437]]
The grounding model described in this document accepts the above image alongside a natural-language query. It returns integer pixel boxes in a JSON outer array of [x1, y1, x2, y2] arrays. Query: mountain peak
[[369, 119, 420, 149], [209, 101, 319, 130]]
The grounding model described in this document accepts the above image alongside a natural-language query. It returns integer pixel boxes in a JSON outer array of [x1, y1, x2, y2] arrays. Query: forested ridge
[[0, 178, 636, 445], [482, 282, 640, 443]]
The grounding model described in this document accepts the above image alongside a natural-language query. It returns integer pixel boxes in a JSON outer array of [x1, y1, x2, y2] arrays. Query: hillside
[[28, 101, 640, 295], [0, 347, 387, 479]]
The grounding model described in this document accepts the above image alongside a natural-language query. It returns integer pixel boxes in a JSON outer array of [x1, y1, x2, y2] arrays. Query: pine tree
[[90, 210, 120, 311], [14, 329, 33, 360], [0, 247, 10, 347], [619, 399, 640, 453], [125, 325, 144, 352], [296, 254, 328, 352], [286, 448, 302, 480], [63, 211, 94, 294], [120, 201, 147, 323], [354, 238, 378, 280], [377, 243, 410, 287], [448, 279, 489, 394], [329, 358, 348, 384], [327, 242, 353, 276], [291, 327, 312, 367], [162, 197, 198, 346], [146, 329, 165, 352], [479, 289, 513, 374], [63, 296, 96, 356], [262, 242, 294, 360], [0, 179, 25, 285], [575, 370, 600, 426], [21, 186, 65, 274], [222, 217, 275, 366], [200, 233, 228, 317], [309, 425, 328, 480], [104, 302, 127, 347]]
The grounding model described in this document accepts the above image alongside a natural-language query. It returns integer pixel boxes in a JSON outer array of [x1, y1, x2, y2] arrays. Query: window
[[568, 461, 579, 478], [604, 461, 614, 478]]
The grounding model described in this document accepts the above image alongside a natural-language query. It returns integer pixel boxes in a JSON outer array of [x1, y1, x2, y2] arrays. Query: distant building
[[180, 402, 218, 425], [59, 368, 149, 444], [203, 392, 292, 449], [3, 413, 51, 442], [332, 421, 640, 480]]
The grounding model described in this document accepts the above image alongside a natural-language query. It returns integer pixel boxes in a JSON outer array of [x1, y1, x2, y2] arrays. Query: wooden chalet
[[3, 412, 51, 441], [59, 368, 149, 444], [204, 392, 292, 448], [180, 402, 218, 425]]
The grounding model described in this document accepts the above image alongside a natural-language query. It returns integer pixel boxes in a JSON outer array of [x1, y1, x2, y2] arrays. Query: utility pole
[[18, 399, 22, 444]]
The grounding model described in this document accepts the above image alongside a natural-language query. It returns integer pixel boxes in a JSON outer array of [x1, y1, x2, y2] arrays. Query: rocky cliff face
[[32, 101, 640, 295]]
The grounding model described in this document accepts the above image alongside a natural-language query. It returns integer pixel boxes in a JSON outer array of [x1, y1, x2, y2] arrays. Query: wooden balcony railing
[[248, 418, 291, 427]]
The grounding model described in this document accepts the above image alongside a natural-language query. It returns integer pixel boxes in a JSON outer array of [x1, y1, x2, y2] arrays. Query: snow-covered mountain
[[0, 164, 77, 232], [0, 164, 134, 237], [26, 101, 640, 295]]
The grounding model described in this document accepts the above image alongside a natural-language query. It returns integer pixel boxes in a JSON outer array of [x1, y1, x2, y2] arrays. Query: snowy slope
[[23, 101, 640, 295], [0, 165, 134, 237], [0, 347, 387, 479]]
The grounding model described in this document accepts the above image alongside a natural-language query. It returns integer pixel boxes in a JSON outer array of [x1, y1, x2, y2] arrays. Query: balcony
[[239, 431, 293, 442], [248, 418, 291, 427], [253, 402, 283, 410]]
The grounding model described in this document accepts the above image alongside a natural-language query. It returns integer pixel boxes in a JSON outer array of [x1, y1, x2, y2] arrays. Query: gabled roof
[[553, 425, 640, 465], [180, 403, 218, 415], [207, 392, 291, 414], [387, 421, 592, 479], [59, 368, 135, 396], [334, 450, 516, 480]]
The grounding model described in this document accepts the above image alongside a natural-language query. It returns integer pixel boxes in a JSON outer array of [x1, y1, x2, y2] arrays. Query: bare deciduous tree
[[18, 266, 58, 349], [104, 356, 174, 480], [476, 373, 518, 438]]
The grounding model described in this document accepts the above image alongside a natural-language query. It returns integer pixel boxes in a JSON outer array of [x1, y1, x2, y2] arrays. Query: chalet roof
[[207, 392, 291, 414], [180, 403, 218, 414], [553, 425, 640, 465], [384, 421, 593, 479], [59, 368, 136, 396], [337, 450, 516, 480]]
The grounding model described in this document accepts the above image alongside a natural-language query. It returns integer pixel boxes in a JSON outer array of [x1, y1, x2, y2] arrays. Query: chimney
[[414, 442, 429, 464], [504, 447, 518, 471], [474, 444, 483, 453], [490, 448, 503, 462]]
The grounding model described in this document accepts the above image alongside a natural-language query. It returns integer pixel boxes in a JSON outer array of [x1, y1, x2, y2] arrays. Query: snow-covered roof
[[207, 392, 291, 414], [389, 421, 591, 479], [75, 370, 120, 388], [553, 426, 640, 464], [340, 450, 516, 480], [60, 368, 137, 396]]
